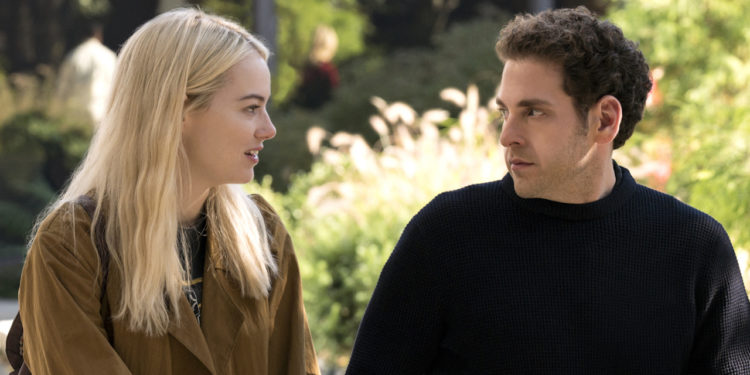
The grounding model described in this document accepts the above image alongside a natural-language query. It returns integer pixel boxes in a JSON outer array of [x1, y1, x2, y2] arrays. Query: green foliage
[[77, 0, 110, 17], [198, 0, 368, 104], [0, 70, 14, 124], [275, 0, 368, 101], [321, 8, 506, 135], [609, 0, 750, 252], [257, 86, 504, 362], [257, 10, 509, 190], [0, 111, 92, 297]]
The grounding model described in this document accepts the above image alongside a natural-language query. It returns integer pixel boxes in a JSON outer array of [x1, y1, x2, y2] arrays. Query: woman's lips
[[245, 148, 261, 163]]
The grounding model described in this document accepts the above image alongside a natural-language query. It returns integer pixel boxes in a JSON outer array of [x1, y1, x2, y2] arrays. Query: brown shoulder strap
[[75, 195, 112, 340], [5, 313, 24, 372], [75, 195, 110, 280]]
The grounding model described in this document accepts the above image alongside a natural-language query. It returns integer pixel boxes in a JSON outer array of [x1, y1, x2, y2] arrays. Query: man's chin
[[512, 179, 543, 199], [513, 184, 534, 199]]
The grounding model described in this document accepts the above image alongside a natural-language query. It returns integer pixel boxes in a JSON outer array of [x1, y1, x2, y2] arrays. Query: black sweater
[[346, 164, 750, 374]]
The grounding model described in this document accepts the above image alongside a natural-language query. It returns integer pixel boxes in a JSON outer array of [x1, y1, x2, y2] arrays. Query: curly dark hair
[[496, 6, 651, 149]]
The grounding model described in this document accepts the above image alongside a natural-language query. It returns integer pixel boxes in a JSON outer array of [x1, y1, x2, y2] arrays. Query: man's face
[[495, 58, 599, 203]]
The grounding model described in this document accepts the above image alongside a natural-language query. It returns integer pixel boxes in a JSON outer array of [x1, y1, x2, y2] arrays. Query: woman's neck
[[180, 188, 209, 224]]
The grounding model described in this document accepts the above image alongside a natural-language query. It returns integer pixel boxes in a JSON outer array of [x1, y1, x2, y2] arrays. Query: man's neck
[[545, 157, 617, 204]]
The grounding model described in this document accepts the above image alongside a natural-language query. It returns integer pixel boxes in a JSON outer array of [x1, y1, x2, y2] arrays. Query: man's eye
[[499, 109, 509, 120], [528, 109, 543, 117]]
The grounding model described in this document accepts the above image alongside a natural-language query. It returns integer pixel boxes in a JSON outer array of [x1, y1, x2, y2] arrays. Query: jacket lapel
[[167, 293, 217, 374], [200, 229, 247, 371]]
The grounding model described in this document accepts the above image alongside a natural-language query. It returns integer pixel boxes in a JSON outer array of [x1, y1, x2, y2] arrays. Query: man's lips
[[509, 158, 533, 170]]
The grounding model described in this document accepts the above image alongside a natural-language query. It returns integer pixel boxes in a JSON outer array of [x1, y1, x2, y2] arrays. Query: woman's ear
[[592, 95, 622, 145]]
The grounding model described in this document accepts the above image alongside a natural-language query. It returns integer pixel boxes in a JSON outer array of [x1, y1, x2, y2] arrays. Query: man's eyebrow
[[237, 93, 266, 102], [495, 98, 552, 108], [518, 98, 552, 107]]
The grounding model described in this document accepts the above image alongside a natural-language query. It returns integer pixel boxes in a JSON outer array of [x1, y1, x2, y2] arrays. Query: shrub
[[198, 0, 368, 104], [257, 85, 505, 363], [0, 111, 91, 297], [256, 9, 509, 190], [609, 0, 750, 279]]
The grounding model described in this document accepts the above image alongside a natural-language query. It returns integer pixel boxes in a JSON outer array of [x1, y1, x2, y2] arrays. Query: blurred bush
[[257, 9, 509, 190], [198, 0, 368, 104], [249, 84, 505, 364], [0, 107, 92, 298], [609, 0, 750, 263]]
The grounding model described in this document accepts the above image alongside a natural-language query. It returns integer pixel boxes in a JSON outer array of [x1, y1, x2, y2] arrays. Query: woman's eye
[[245, 105, 260, 113]]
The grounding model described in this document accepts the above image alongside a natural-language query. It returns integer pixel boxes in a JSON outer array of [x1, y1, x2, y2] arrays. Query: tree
[[253, 0, 277, 74], [608, 0, 750, 263], [196, 0, 367, 103]]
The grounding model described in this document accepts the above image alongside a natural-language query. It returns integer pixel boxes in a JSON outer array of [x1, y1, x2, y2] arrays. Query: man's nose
[[499, 113, 523, 148]]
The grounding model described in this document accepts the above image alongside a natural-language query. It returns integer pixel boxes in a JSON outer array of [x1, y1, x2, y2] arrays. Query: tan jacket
[[19, 195, 320, 374]]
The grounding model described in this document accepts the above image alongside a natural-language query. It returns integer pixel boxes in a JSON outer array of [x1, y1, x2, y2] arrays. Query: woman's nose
[[256, 112, 276, 140]]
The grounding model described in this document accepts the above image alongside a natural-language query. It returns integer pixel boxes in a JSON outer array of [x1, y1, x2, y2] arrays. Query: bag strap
[[75, 195, 113, 341], [5, 196, 111, 374], [76, 195, 111, 299], [5, 313, 24, 373]]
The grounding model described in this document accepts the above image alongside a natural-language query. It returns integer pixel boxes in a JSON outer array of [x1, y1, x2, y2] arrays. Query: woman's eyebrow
[[237, 93, 266, 102]]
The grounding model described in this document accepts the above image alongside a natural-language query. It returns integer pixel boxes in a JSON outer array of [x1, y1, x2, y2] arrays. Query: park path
[[0, 298, 18, 321]]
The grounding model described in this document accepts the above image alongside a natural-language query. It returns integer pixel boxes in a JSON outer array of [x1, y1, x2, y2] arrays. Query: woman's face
[[182, 54, 275, 193]]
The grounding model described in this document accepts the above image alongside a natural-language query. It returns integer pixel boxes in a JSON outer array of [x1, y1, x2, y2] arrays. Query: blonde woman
[[293, 25, 339, 109], [18, 8, 319, 375]]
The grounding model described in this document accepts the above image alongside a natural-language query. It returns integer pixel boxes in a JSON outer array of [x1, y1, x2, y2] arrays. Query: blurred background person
[[293, 24, 339, 109], [53, 19, 116, 126]]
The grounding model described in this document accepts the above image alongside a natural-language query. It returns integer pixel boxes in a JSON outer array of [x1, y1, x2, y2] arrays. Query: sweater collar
[[499, 160, 636, 221]]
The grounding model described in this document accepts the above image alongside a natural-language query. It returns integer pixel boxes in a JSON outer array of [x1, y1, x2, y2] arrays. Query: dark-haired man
[[346, 6, 750, 374]]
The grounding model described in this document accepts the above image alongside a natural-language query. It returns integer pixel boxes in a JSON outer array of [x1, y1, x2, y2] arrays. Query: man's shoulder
[[428, 179, 504, 209], [631, 183, 726, 238], [411, 180, 507, 226]]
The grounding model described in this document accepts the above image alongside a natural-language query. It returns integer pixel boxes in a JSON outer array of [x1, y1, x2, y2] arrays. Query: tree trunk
[[103, 0, 159, 52], [253, 0, 277, 74], [4, 0, 73, 72]]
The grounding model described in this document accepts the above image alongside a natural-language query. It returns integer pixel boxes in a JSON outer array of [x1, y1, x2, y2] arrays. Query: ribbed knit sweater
[[346, 163, 750, 374]]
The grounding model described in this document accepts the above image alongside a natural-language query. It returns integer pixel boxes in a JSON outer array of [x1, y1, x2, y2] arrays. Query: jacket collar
[[167, 297, 217, 373], [203, 227, 248, 372], [102, 219, 250, 374], [166, 227, 247, 374]]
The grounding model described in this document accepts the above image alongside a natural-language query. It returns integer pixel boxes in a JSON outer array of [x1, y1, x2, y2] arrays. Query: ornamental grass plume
[[288, 85, 507, 363], [305, 84, 506, 216]]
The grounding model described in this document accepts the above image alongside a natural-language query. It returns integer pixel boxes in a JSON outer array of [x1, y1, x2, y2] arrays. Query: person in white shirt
[[55, 22, 116, 126]]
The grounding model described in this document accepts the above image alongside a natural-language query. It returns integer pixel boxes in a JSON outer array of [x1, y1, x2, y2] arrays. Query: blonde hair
[[32, 8, 277, 335], [309, 25, 338, 64]]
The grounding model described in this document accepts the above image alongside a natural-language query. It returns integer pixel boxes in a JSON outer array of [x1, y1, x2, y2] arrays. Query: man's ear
[[591, 95, 622, 145]]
